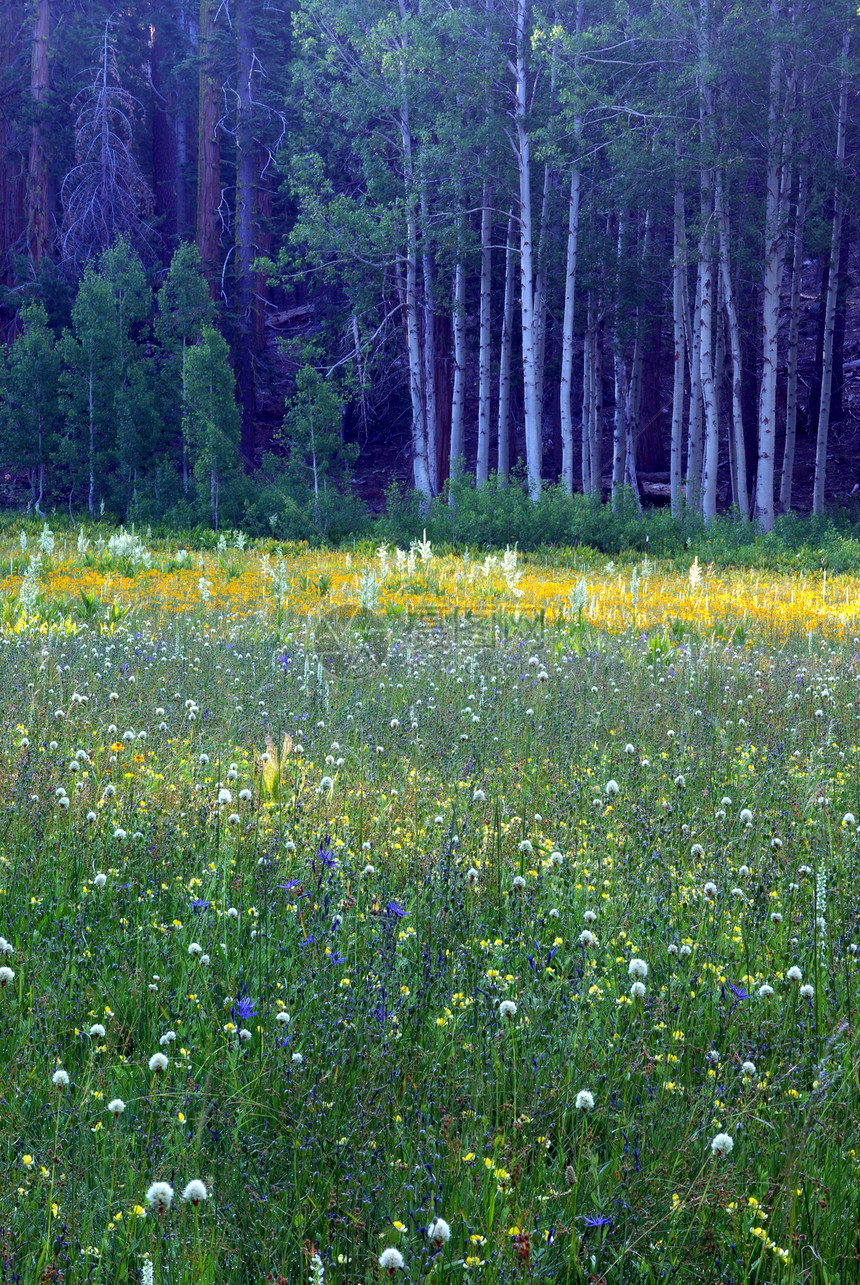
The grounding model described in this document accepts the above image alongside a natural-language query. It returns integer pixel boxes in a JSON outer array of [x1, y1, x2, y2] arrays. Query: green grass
[[0, 595, 857, 1284]]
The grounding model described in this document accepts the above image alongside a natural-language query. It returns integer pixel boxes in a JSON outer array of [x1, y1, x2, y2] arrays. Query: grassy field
[[0, 522, 858, 1283]]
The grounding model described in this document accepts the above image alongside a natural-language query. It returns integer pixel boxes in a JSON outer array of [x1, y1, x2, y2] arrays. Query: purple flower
[[232, 988, 258, 1023], [191, 898, 210, 913], [317, 845, 337, 870], [385, 900, 406, 920]]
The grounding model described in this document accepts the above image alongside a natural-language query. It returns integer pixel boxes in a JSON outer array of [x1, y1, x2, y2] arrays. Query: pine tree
[[1, 301, 60, 511], [184, 324, 240, 529]]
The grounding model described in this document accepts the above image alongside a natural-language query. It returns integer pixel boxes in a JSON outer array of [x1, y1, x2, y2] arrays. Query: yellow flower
[[22, 1155, 34, 1168]]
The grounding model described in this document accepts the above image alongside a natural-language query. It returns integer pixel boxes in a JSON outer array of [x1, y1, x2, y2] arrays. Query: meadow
[[0, 521, 858, 1284]]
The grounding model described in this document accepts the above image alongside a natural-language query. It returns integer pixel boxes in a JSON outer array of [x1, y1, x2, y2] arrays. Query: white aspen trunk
[[754, 2, 785, 532], [497, 209, 516, 486], [560, 161, 581, 496], [780, 161, 807, 513], [611, 217, 626, 505], [450, 258, 466, 477], [591, 314, 603, 497], [476, 185, 493, 484], [397, 46, 431, 500], [533, 160, 552, 441], [581, 306, 593, 495], [686, 263, 704, 512], [699, 180, 719, 524], [671, 159, 686, 519], [420, 182, 439, 496], [715, 167, 748, 516], [512, 0, 541, 498], [813, 31, 850, 516]]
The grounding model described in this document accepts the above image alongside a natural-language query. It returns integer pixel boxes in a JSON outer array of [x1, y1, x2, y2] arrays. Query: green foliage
[[0, 302, 61, 511], [184, 325, 241, 531]]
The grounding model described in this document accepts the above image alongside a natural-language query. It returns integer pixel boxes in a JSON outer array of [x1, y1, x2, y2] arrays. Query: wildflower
[[679, 944, 692, 958], [706, 1049, 720, 1065], [239, 788, 252, 802], [711, 1133, 733, 1158], [799, 984, 814, 999], [771, 912, 783, 925], [89, 1023, 106, 1039], [276, 1011, 291, 1024], [787, 966, 803, 983], [739, 808, 753, 825], [630, 981, 646, 999], [319, 775, 334, 793], [0, 966, 14, 986], [628, 958, 648, 980], [690, 844, 704, 859], [188, 942, 203, 958], [227, 907, 239, 919], [378, 1247, 404, 1273], [624, 743, 635, 754], [549, 851, 563, 867], [511, 875, 526, 891], [427, 1218, 451, 1247], [146, 1182, 174, 1215], [579, 929, 597, 947], [86, 811, 97, 824], [842, 813, 855, 827], [148, 1053, 168, 1073], [758, 984, 774, 998], [738, 864, 750, 877], [113, 828, 127, 841], [93, 872, 107, 888], [473, 789, 486, 803], [227, 812, 240, 825], [667, 943, 678, 955], [217, 788, 232, 806], [741, 1060, 756, 1076], [498, 1000, 518, 1020], [583, 909, 597, 923], [575, 1089, 594, 1111], [605, 779, 620, 797], [22, 1154, 34, 1167], [674, 775, 686, 789], [292, 1052, 303, 1065], [57, 796, 70, 811], [238, 1028, 252, 1043], [52, 1068, 69, 1088], [107, 1099, 125, 1115], [518, 839, 532, 854], [703, 881, 717, 899], [465, 867, 479, 887], [772, 837, 783, 849], [159, 1031, 176, 1046], [182, 1179, 207, 1205], [362, 864, 376, 876]]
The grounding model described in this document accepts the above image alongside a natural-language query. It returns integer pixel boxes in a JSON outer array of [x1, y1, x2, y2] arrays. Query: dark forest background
[[0, 0, 859, 540]]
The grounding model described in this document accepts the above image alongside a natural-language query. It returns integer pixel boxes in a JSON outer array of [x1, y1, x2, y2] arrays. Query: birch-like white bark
[[560, 161, 581, 495], [715, 167, 748, 515], [670, 157, 686, 518], [813, 31, 850, 516], [780, 162, 807, 513], [450, 257, 466, 476], [513, 0, 542, 498], [476, 185, 493, 484], [497, 208, 515, 486]]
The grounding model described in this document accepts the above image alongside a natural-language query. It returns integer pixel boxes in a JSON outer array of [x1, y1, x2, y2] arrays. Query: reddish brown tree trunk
[[197, 0, 220, 289], [235, 0, 256, 468]]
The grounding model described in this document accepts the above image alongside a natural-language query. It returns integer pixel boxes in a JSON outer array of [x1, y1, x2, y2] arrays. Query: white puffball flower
[[319, 776, 334, 793], [148, 1052, 169, 1073], [771, 912, 783, 925], [738, 865, 750, 878], [188, 942, 203, 958], [52, 1068, 70, 1088], [226, 907, 239, 919], [57, 796, 70, 811], [739, 808, 753, 825], [628, 958, 648, 980], [843, 813, 856, 827], [107, 1098, 126, 1116], [548, 907, 560, 919], [758, 984, 774, 998], [239, 788, 252, 802], [711, 1133, 733, 1158], [518, 839, 533, 854], [182, 1179, 208, 1206], [89, 1023, 106, 1039], [720, 796, 732, 807], [583, 909, 597, 924], [630, 981, 646, 999], [379, 1248, 404, 1273], [772, 837, 783, 850], [238, 1028, 252, 1043], [690, 844, 704, 860], [787, 965, 803, 983], [674, 775, 686, 789], [624, 743, 635, 754], [549, 851, 563, 867], [160, 1031, 176, 1046], [427, 1218, 451, 1247], [465, 867, 479, 887], [679, 944, 692, 959], [498, 1000, 518, 1020], [362, 863, 376, 876], [574, 1089, 594, 1111], [227, 812, 240, 825], [291, 1052, 303, 1065], [703, 881, 717, 899], [605, 779, 620, 797], [799, 983, 815, 999], [667, 943, 678, 956], [146, 1181, 174, 1215], [86, 811, 98, 823], [113, 828, 127, 841], [472, 789, 486, 803], [276, 1011, 291, 1024], [579, 930, 597, 947], [0, 966, 14, 986], [706, 1049, 720, 1065], [511, 875, 526, 891], [217, 788, 232, 806], [93, 872, 107, 888], [741, 1060, 756, 1076]]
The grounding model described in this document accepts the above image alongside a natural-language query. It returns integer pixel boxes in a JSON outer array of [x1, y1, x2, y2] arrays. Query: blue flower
[[385, 900, 406, 920], [232, 987, 258, 1024]]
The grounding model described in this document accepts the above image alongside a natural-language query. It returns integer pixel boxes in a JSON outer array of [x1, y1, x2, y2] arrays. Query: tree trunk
[[780, 161, 807, 513], [715, 167, 748, 516], [699, 173, 719, 524], [497, 209, 515, 486], [197, 0, 221, 288], [476, 185, 492, 484], [581, 303, 593, 495], [670, 154, 686, 518], [513, 0, 541, 498], [450, 261, 466, 477], [26, 0, 50, 264], [813, 30, 850, 516], [754, 1, 786, 531], [235, 0, 257, 469], [559, 161, 581, 497], [686, 259, 704, 512], [420, 182, 439, 496]]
